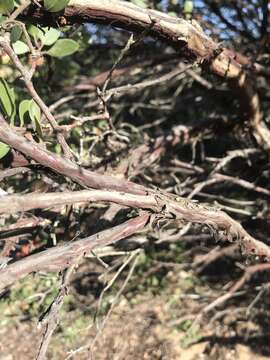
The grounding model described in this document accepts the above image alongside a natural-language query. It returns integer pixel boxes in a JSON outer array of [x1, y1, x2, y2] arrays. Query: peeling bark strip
[[27, 0, 217, 57], [23, 0, 270, 150], [24, 0, 249, 76], [0, 214, 149, 291]]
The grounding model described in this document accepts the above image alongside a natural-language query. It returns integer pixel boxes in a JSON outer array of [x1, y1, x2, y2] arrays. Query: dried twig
[[0, 166, 30, 181], [0, 214, 149, 291], [36, 260, 82, 360], [66, 249, 141, 359], [201, 262, 270, 315]]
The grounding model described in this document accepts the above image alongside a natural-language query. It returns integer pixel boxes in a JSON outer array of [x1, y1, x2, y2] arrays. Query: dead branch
[[1, 115, 270, 263], [0, 214, 149, 291], [0, 190, 158, 214], [36, 262, 81, 360], [0, 166, 30, 181], [202, 262, 270, 314], [22, 0, 270, 151], [0, 114, 146, 195]]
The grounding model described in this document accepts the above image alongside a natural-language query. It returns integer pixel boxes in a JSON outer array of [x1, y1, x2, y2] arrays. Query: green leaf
[[131, 0, 147, 8], [19, 99, 30, 127], [10, 25, 22, 43], [27, 25, 60, 46], [0, 0, 14, 14], [29, 100, 41, 124], [29, 100, 43, 137], [184, 0, 193, 14], [12, 40, 29, 55], [27, 24, 43, 41], [0, 79, 16, 124], [46, 39, 79, 58], [44, 0, 70, 12], [42, 28, 60, 46], [0, 15, 7, 24], [0, 142, 10, 160], [168, 11, 177, 17]]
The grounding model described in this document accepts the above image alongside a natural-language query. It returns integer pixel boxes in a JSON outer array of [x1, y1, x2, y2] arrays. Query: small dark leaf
[[0, 79, 16, 124], [10, 25, 22, 43], [29, 100, 43, 138], [19, 99, 31, 127]]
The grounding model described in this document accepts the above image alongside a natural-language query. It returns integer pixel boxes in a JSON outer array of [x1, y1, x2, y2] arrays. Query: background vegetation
[[1, 0, 270, 359]]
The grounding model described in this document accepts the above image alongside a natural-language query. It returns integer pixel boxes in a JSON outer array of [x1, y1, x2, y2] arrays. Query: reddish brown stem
[[0, 115, 146, 195], [0, 214, 149, 291]]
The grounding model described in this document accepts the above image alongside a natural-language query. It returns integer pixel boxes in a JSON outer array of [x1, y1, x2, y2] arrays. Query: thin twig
[[103, 63, 192, 101], [102, 34, 135, 93], [0, 36, 74, 160], [36, 259, 82, 360], [66, 249, 141, 359]]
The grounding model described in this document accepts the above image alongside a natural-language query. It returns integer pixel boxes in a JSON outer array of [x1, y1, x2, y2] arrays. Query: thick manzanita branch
[[26, 0, 216, 56], [0, 214, 149, 291], [22, 0, 270, 150], [0, 115, 270, 261], [1, 2, 270, 291], [25, 0, 269, 76]]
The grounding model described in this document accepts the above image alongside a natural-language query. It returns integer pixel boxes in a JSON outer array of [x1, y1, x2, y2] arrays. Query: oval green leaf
[[42, 28, 60, 46], [0, 0, 14, 14], [44, 0, 70, 12], [0, 142, 10, 160], [27, 25, 60, 46], [184, 0, 193, 14], [0, 79, 16, 124], [10, 25, 22, 43], [46, 39, 79, 58], [19, 99, 31, 127], [27, 24, 43, 41], [29, 100, 43, 137], [0, 15, 7, 24], [12, 40, 29, 55]]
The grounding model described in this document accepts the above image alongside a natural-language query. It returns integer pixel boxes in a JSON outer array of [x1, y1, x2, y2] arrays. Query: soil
[[1, 286, 270, 360]]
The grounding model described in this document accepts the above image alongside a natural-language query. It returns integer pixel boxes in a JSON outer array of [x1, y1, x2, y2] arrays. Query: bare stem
[[0, 36, 74, 160], [0, 214, 149, 291]]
